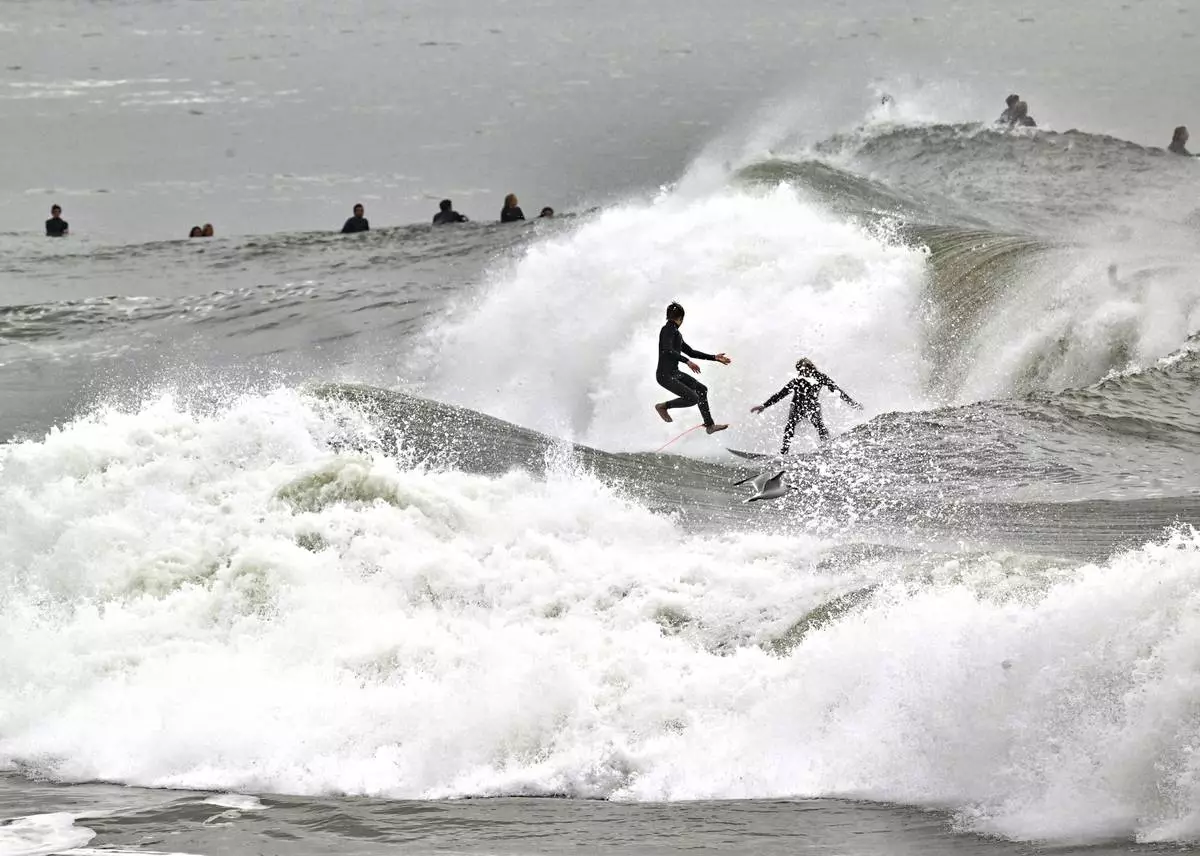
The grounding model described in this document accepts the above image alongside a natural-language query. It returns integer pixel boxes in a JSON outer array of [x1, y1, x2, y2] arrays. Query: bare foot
[[705, 423, 729, 434], [655, 402, 673, 423]]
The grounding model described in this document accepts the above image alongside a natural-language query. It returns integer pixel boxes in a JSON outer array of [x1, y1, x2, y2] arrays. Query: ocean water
[[4, 1, 1200, 854]]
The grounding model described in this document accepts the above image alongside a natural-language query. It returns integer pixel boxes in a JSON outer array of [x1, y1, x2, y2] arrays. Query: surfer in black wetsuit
[[1169, 126, 1193, 156], [501, 193, 525, 223], [654, 302, 731, 434], [1009, 101, 1036, 128], [45, 204, 68, 237], [341, 203, 369, 234], [751, 358, 860, 453], [997, 94, 1020, 125], [433, 199, 468, 224]]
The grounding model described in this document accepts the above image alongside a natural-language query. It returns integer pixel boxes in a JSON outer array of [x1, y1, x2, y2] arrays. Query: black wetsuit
[[45, 217, 68, 237], [500, 205, 525, 223], [433, 210, 468, 225], [657, 321, 717, 427], [341, 216, 369, 234], [759, 370, 845, 453]]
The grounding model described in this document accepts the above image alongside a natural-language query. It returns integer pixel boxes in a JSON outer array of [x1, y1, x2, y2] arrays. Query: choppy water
[[4, 1, 1200, 854]]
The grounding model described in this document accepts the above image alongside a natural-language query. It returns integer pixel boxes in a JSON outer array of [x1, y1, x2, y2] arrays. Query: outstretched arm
[[752, 383, 793, 413], [680, 339, 716, 361], [814, 371, 862, 408], [822, 373, 862, 408]]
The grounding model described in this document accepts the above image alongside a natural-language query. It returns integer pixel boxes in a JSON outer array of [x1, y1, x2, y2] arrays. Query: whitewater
[[4, 385, 1200, 844]]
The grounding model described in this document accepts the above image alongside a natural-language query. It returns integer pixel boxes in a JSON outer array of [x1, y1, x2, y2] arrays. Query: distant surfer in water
[[341, 203, 369, 234], [654, 302, 731, 434], [45, 204, 68, 237], [1169, 126, 1192, 156], [997, 94, 1020, 125], [433, 199, 468, 224], [751, 358, 860, 453]]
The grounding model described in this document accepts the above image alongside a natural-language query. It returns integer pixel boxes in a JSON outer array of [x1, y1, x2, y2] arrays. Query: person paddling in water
[[751, 358, 860, 453], [654, 301, 731, 434]]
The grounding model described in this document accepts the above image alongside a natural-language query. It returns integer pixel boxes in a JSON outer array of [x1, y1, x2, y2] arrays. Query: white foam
[[0, 814, 94, 856], [4, 392, 1200, 843], [421, 184, 930, 455]]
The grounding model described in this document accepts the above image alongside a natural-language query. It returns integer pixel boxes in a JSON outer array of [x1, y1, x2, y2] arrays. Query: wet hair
[[201, 223, 214, 237], [539, 207, 554, 218], [1006, 94, 1020, 107], [665, 302, 685, 321], [504, 193, 518, 208], [795, 357, 816, 373], [353, 203, 364, 212], [189, 226, 203, 238], [1173, 126, 1189, 144], [440, 199, 453, 211], [51, 204, 61, 214], [1013, 101, 1029, 117]]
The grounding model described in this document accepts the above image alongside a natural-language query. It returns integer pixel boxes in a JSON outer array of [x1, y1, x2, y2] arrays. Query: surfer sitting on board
[[751, 358, 861, 453], [654, 302, 731, 434]]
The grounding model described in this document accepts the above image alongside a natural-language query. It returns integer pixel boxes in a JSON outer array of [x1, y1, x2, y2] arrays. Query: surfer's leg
[[780, 405, 800, 454], [808, 407, 830, 440], [658, 373, 699, 406], [675, 374, 714, 426]]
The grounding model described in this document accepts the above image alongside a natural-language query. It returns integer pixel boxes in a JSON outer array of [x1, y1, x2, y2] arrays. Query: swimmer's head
[[795, 358, 816, 373], [51, 204, 61, 216], [504, 193, 519, 208], [353, 203, 364, 217], [440, 199, 453, 211], [1006, 94, 1020, 107], [666, 302, 685, 323]]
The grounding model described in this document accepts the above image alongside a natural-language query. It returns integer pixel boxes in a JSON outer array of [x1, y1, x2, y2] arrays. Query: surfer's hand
[[715, 353, 731, 365], [751, 405, 764, 414], [687, 360, 701, 374]]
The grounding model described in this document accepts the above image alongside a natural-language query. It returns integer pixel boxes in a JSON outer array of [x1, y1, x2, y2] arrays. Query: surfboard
[[727, 447, 773, 461]]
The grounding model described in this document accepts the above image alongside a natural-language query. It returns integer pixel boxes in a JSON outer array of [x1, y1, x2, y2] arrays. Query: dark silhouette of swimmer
[[500, 193, 525, 223], [654, 302, 731, 434], [1009, 101, 1036, 128], [1169, 126, 1192, 155], [341, 203, 369, 234], [45, 204, 68, 237], [751, 358, 860, 453], [201, 223, 214, 237], [539, 207, 555, 218], [997, 94, 1020, 125], [432, 199, 468, 225], [189, 226, 203, 238]]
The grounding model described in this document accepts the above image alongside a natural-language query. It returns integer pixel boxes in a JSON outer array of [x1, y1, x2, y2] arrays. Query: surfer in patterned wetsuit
[[751, 358, 861, 453], [654, 302, 732, 433]]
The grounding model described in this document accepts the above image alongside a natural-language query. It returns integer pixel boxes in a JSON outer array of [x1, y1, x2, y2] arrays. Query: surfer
[[1008, 101, 1036, 128], [45, 204, 68, 237], [750, 358, 861, 453], [997, 94, 1020, 125], [341, 203, 369, 234], [654, 302, 731, 434], [433, 199, 468, 224], [500, 193, 525, 222], [1169, 126, 1192, 156]]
